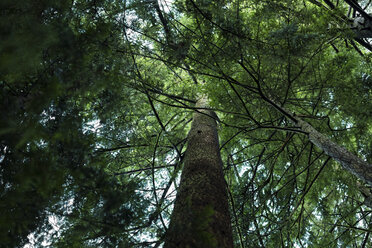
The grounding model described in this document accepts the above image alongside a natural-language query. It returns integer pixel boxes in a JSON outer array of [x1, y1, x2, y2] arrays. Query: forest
[[1, 0, 372, 247]]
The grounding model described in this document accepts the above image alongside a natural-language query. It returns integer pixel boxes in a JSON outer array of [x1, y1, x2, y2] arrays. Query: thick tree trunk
[[164, 97, 233, 248]]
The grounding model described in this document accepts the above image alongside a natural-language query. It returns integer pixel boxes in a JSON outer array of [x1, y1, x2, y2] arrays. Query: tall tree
[[164, 96, 233, 247], [1, 0, 372, 247]]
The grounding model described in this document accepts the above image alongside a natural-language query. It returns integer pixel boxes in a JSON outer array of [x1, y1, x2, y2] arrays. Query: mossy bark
[[164, 97, 233, 248]]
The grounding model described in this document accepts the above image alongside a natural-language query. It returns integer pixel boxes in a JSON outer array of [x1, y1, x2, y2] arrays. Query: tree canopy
[[1, 0, 371, 247]]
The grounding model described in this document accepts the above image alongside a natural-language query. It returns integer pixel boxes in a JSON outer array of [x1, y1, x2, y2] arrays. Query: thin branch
[[95, 144, 149, 153], [290, 156, 331, 217], [226, 182, 245, 248], [113, 165, 173, 176]]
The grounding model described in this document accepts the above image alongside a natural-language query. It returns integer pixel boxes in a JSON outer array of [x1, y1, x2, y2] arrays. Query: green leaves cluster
[[1, 0, 371, 247]]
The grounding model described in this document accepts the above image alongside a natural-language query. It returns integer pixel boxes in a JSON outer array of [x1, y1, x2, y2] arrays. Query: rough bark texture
[[163, 97, 233, 248]]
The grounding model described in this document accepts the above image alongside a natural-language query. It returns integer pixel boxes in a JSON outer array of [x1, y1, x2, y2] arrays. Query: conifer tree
[[1, 1, 372, 247], [164, 97, 233, 247]]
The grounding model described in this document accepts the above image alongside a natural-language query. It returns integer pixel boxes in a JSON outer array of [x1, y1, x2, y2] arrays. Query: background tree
[[1, 0, 371, 247]]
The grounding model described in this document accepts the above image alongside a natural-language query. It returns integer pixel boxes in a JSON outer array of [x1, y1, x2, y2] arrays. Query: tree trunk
[[294, 116, 372, 186], [164, 97, 233, 248], [352, 16, 372, 38], [266, 96, 372, 186]]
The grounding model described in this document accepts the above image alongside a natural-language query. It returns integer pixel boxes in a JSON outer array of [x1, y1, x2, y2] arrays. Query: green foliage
[[1, 0, 371, 247]]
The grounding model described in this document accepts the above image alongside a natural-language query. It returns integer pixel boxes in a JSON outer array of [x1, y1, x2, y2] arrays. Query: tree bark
[[164, 97, 233, 248], [294, 116, 372, 186], [266, 96, 372, 186], [352, 16, 372, 38]]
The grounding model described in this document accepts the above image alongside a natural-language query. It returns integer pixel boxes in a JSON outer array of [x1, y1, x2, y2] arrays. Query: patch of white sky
[[230, 143, 267, 178], [25, 198, 74, 248], [25, 216, 63, 248], [83, 119, 102, 134], [0, 146, 7, 163], [156, 0, 174, 14], [24, 117, 110, 246]]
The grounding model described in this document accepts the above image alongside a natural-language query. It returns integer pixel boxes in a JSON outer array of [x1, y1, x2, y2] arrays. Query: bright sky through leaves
[[1, 0, 372, 247]]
